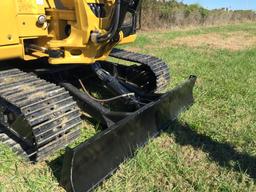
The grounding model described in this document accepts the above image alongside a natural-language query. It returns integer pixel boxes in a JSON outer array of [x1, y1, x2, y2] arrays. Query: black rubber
[[110, 48, 170, 93], [0, 69, 82, 161]]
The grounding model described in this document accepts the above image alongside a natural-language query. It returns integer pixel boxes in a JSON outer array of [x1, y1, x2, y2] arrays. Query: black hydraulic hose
[[97, 0, 121, 42]]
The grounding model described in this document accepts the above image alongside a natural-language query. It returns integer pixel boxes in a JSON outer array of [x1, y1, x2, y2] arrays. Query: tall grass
[[141, 0, 256, 29]]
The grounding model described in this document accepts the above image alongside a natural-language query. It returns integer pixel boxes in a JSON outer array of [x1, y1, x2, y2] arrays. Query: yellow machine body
[[0, 0, 137, 64]]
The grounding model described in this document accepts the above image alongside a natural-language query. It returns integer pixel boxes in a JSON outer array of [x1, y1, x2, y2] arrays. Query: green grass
[[1, 23, 256, 191], [139, 23, 256, 43]]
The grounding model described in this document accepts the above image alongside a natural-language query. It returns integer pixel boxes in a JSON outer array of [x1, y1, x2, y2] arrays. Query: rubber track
[[110, 48, 170, 93], [0, 69, 82, 161]]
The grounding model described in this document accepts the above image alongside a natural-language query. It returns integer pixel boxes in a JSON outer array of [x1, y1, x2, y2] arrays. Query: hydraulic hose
[[97, 0, 121, 43]]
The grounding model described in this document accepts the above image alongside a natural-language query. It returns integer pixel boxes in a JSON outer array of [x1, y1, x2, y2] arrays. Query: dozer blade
[[61, 76, 196, 192]]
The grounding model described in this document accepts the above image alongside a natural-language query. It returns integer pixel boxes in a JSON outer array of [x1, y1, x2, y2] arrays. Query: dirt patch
[[27, 90, 46, 100], [170, 31, 256, 51], [125, 47, 143, 52]]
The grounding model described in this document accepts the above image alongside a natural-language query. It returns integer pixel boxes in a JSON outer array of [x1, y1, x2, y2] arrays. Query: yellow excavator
[[0, 0, 196, 191]]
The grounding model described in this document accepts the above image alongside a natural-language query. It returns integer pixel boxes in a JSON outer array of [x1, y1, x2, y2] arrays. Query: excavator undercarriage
[[0, 49, 196, 191], [0, 0, 196, 191]]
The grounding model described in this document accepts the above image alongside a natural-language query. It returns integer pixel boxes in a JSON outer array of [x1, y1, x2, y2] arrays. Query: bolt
[[37, 15, 47, 25], [7, 35, 12, 40]]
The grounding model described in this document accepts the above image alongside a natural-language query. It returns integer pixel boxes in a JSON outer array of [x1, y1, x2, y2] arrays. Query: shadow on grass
[[47, 155, 64, 184], [167, 121, 256, 179]]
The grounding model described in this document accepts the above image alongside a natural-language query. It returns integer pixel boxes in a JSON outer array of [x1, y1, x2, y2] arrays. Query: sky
[[179, 0, 256, 10]]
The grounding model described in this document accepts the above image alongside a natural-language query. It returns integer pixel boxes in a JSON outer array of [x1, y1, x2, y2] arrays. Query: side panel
[[0, 1, 19, 46], [0, 0, 49, 60], [16, 0, 48, 37], [0, 45, 23, 60], [17, 15, 48, 37]]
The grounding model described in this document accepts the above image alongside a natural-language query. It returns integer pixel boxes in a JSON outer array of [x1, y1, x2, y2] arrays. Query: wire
[[78, 79, 135, 103]]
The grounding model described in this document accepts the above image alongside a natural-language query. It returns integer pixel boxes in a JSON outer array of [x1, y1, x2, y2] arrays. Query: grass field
[[1, 23, 256, 192]]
